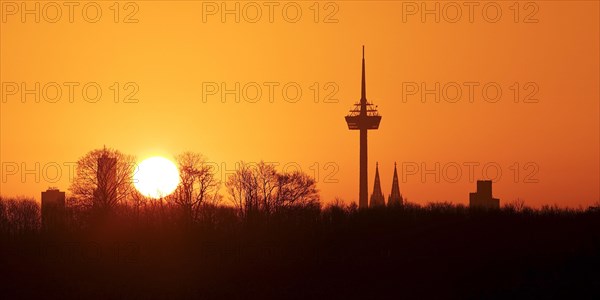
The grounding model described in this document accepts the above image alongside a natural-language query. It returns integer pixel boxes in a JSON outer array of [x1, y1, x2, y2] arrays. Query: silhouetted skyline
[[2, 3, 598, 208], [2, 2, 599, 298]]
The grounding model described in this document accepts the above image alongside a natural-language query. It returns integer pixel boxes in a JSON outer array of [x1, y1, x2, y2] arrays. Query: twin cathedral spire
[[370, 163, 404, 207]]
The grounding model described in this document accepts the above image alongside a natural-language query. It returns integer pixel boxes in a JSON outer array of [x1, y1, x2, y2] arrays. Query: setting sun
[[133, 156, 180, 199]]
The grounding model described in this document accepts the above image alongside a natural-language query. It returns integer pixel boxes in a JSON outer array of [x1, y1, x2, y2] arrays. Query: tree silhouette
[[226, 161, 320, 217], [505, 198, 527, 212], [172, 152, 220, 225], [69, 147, 136, 215], [0, 196, 39, 235], [274, 170, 320, 212], [226, 162, 258, 218]]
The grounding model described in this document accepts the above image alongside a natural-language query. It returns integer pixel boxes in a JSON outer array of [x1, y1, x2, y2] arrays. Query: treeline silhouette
[[1, 194, 599, 299], [66, 148, 321, 224]]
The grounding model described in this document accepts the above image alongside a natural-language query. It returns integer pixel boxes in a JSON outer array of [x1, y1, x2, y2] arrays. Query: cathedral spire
[[370, 162, 385, 207], [388, 162, 403, 206]]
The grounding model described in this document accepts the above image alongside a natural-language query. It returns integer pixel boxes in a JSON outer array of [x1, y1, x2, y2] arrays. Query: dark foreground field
[[2, 203, 600, 299]]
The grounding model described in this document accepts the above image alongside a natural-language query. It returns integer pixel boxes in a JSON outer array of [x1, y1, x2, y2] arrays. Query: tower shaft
[[360, 128, 368, 208]]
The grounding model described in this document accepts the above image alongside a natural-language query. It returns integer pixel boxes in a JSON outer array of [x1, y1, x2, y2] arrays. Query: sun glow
[[133, 156, 180, 199]]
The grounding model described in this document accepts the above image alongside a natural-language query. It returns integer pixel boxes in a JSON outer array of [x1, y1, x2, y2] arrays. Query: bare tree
[[504, 198, 526, 213], [69, 147, 137, 215], [0, 198, 6, 234], [226, 161, 320, 217], [226, 162, 258, 218], [0, 196, 40, 235], [275, 171, 320, 211], [172, 152, 220, 224], [255, 162, 278, 214]]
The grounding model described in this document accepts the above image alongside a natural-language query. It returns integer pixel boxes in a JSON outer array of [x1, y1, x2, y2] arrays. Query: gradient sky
[[1, 1, 598, 207]]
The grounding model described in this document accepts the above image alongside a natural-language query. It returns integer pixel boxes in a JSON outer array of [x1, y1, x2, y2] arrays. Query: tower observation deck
[[345, 46, 382, 209]]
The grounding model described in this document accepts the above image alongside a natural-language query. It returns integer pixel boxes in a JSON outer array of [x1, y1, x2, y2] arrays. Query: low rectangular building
[[469, 180, 499, 209]]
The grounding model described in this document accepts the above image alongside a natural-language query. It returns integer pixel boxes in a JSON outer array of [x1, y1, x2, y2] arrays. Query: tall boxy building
[[41, 188, 66, 231], [469, 180, 500, 209], [94, 153, 118, 208]]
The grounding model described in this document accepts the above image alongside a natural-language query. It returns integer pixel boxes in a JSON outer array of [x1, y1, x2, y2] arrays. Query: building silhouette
[[369, 163, 385, 207], [387, 163, 403, 206], [94, 152, 117, 209], [370, 163, 404, 207], [345, 46, 382, 209], [469, 180, 500, 209], [41, 187, 65, 231]]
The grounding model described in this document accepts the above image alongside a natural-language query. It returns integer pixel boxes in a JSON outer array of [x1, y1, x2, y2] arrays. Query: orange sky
[[1, 1, 598, 208]]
